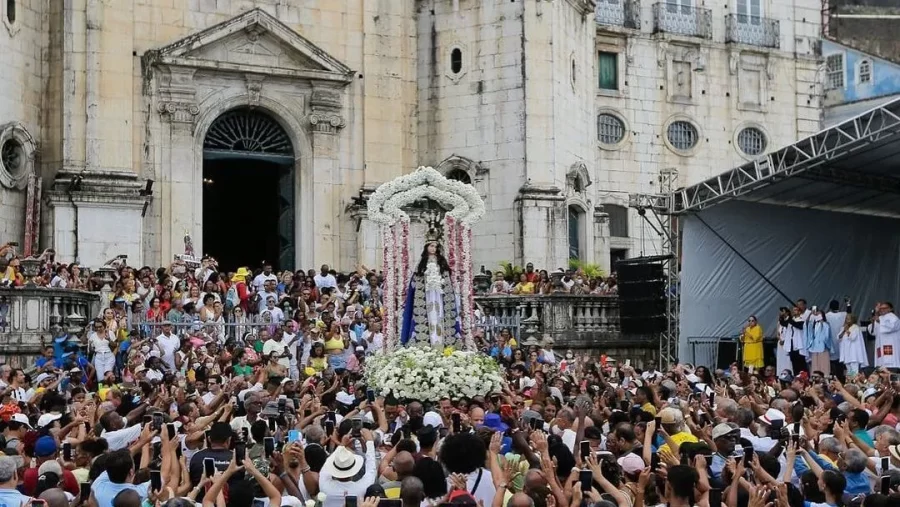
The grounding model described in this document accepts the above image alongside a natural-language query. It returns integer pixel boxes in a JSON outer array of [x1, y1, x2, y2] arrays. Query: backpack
[[225, 285, 240, 311]]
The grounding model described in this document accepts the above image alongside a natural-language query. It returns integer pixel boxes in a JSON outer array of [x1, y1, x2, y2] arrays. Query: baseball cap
[[10, 413, 31, 429], [33, 436, 58, 458], [37, 413, 62, 428], [711, 422, 739, 440], [617, 453, 645, 474], [758, 408, 785, 426], [658, 407, 682, 425]]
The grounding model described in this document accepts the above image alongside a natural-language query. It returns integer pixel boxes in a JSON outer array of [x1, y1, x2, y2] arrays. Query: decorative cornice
[[516, 184, 565, 202], [564, 0, 598, 17], [308, 113, 345, 134]]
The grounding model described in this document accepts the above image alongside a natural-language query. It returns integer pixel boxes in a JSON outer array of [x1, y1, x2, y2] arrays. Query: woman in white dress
[[775, 307, 792, 376], [88, 319, 117, 381], [839, 313, 869, 377]]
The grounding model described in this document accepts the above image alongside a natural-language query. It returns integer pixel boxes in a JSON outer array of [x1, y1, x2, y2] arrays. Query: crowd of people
[[1, 250, 898, 507]]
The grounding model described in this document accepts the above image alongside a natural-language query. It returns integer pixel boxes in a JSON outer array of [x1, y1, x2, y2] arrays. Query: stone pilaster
[[308, 87, 346, 266], [593, 206, 611, 275], [514, 184, 568, 270]]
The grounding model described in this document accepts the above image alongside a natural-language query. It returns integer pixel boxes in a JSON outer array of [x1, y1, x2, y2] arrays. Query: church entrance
[[202, 108, 295, 272]]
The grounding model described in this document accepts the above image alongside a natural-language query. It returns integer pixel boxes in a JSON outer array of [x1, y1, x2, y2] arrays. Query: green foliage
[[498, 261, 523, 281], [568, 258, 605, 279]]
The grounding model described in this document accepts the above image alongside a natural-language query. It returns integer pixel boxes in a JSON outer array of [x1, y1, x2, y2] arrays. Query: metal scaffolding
[[628, 168, 679, 369], [627, 97, 900, 367]]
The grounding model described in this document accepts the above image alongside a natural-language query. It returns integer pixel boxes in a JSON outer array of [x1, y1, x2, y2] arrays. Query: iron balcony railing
[[725, 13, 780, 49], [652, 2, 712, 39], [595, 0, 641, 30]]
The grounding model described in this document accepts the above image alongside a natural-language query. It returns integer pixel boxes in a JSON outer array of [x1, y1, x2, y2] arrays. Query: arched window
[[445, 168, 471, 184], [858, 59, 872, 84], [450, 48, 462, 74], [6, 0, 14, 24], [568, 206, 583, 261]]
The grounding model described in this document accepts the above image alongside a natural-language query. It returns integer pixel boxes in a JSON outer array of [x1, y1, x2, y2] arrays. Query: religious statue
[[399, 221, 460, 348]]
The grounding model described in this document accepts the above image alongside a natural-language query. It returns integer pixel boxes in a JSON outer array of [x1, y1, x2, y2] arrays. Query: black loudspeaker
[[616, 259, 667, 335]]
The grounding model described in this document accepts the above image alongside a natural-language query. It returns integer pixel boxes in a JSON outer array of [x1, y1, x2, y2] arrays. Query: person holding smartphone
[[188, 422, 241, 487], [318, 427, 377, 507]]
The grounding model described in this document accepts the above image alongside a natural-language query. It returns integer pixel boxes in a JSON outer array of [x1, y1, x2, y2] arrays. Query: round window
[[666, 120, 699, 152], [737, 127, 767, 156], [1, 138, 24, 178], [597, 114, 625, 145]]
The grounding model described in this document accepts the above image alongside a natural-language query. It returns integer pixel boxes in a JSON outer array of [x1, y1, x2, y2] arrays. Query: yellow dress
[[742, 324, 764, 368]]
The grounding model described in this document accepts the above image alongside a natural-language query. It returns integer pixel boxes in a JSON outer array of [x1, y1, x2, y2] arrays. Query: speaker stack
[[615, 256, 669, 336]]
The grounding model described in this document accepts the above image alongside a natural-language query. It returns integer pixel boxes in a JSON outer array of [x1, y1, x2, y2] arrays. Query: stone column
[[515, 185, 568, 270], [593, 206, 611, 275], [307, 88, 346, 268], [155, 66, 201, 263]]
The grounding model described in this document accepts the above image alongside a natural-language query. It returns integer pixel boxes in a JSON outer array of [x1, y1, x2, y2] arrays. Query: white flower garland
[[367, 167, 485, 226]]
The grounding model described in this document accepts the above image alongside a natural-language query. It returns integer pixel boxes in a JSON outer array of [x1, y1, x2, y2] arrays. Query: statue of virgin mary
[[399, 223, 460, 348]]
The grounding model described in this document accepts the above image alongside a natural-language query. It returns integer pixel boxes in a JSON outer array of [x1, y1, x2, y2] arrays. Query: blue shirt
[[0, 488, 30, 507], [854, 428, 875, 448], [91, 471, 150, 507]]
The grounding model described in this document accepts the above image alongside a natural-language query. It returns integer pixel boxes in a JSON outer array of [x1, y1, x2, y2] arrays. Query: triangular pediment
[[148, 8, 353, 82]]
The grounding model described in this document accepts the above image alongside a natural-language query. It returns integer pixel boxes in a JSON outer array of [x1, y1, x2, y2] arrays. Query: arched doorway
[[202, 108, 295, 271]]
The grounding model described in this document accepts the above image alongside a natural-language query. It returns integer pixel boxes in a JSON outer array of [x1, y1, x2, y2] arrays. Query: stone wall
[[593, 0, 823, 262], [0, 0, 45, 244]]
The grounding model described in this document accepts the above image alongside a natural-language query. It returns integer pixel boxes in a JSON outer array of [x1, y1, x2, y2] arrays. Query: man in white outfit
[[825, 300, 848, 376], [869, 302, 900, 369]]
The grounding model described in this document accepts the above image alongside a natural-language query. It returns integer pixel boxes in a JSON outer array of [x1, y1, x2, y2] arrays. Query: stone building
[[0, 0, 820, 274]]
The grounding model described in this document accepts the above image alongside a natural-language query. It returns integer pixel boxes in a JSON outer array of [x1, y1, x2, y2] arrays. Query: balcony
[[652, 2, 712, 39], [595, 0, 641, 30], [725, 14, 780, 49], [0, 287, 100, 368]]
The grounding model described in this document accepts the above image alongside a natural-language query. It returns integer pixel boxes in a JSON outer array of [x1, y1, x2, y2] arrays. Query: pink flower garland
[[382, 225, 396, 352], [398, 220, 409, 304]]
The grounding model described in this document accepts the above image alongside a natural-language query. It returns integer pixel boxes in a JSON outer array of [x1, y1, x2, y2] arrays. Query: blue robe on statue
[[399, 274, 462, 347]]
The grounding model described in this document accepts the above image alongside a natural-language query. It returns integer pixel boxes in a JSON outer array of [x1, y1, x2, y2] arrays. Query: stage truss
[[628, 98, 900, 367]]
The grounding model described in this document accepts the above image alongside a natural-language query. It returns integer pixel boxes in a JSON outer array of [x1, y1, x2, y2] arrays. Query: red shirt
[[23, 465, 80, 496], [524, 271, 540, 283]]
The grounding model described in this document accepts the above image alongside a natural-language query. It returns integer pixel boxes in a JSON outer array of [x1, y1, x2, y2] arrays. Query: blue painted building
[[822, 39, 900, 126]]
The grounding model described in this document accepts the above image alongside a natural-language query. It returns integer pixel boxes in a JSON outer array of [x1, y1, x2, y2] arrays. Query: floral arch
[[367, 167, 486, 351]]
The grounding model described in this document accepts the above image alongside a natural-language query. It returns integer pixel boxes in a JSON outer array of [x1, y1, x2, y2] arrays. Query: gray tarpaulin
[[679, 200, 900, 360]]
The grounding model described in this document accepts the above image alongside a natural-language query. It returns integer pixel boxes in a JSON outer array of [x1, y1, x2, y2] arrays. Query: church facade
[[0, 0, 822, 273]]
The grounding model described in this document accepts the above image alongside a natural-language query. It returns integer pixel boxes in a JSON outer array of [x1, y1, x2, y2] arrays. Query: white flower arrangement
[[424, 260, 443, 293], [364, 347, 504, 402], [367, 167, 486, 226]]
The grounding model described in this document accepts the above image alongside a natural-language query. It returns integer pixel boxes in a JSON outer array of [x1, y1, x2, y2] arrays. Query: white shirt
[[870, 312, 900, 368], [155, 333, 181, 371], [257, 291, 278, 313], [262, 339, 291, 368], [50, 276, 68, 288], [825, 311, 846, 358], [314, 273, 337, 289], [363, 331, 384, 354], [102, 424, 143, 450], [89, 331, 115, 354], [253, 273, 278, 291], [319, 442, 378, 507], [447, 468, 495, 507], [259, 307, 285, 326], [560, 428, 577, 453], [201, 391, 216, 406]]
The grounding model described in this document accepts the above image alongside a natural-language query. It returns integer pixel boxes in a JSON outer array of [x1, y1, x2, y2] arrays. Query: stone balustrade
[[0, 287, 99, 368]]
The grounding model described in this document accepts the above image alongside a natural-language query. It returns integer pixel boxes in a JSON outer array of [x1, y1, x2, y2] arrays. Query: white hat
[[37, 413, 62, 428], [758, 408, 785, 426], [423, 411, 443, 428], [10, 413, 31, 429], [685, 374, 702, 384], [34, 373, 53, 385], [323, 446, 364, 479], [863, 388, 878, 400]]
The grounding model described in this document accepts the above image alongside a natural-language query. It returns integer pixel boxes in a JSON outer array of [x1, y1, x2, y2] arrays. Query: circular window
[[736, 127, 767, 156], [597, 114, 625, 145], [1, 139, 24, 177], [666, 120, 699, 153]]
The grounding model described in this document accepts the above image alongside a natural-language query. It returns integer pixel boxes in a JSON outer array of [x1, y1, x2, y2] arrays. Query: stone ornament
[[157, 102, 201, 124], [308, 113, 345, 134], [0, 122, 36, 190]]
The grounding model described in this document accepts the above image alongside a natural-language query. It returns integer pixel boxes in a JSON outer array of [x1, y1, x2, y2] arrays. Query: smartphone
[[529, 417, 541, 431], [203, 457, 215, 478], [288, 429, 301, 443], [882, 475, 892, 495], [619, 400, 629, 412], [580, 441, 591, 460], [80, 482, 91, 502], [62, 442, 72, 461], [204, 430, 211, 446], [352, 418, 363, 438], [264, 437, 276, 458], [883, 456, 890, 473], [743, 446, 753, 467], [452, 413, 462, 433], [326, 411, 336, 422], [709, 488, 722, 507], [29, 500, 46, 507], [235, 442, 246, 462], [653, 416, 661, 437], [709, 392, 716, 407], [579, 469, 592, 491], [500, 404, 513, 419], [150, 469, 162, 492], [366, 388, 376, 403], [345, 497, 358, 507], [325, 420, 335, 435], [152, 412, 163, 431], [650, 453, 660, 471], [241, 427, 250, 442], [143, 414, 152, 426], [278, 398, 287, 413], [166, 423, 176, 440], [152, 442, 161, 460], [268, 417, 277, 432], [253, 500, 267, 507]]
